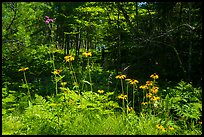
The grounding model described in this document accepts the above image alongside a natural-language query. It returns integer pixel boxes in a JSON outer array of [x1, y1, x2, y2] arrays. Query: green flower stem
[[142, 89, 145, 111], [153, 79, 156, 85], [48, 23, 53, 45], [23, 71, 31, 100], [89, 71, 93, 91], [133, 85, 135, 110], [120, 79, 125, 115], [148, 93, 151, 114], [52, 53, 56, 70], [127, 84, 129, 102], [55, 76, 58, 95], [121, 79, 124, 95], [135, 84, 139, 111], [48, 22, 58, 96], [52, 53, 58, 95], [88, 58, 93, 92], [68, 62, 75, 84], [70, 62, 78, 84], [126, 84, 129, 114], [121, 98, 125, 121]]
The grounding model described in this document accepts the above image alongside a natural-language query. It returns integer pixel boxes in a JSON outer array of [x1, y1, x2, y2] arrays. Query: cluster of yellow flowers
[[115, 74, 140, 85], [149, 86, 159, 102], [137, 73, 160, 103], [116, 74, 139, 86], [115, 73, 160, 104], [147, 88, 160, 102], [64, 51, 92, 62], [156, 124, 174, 132], [138, 73, 158, 90]]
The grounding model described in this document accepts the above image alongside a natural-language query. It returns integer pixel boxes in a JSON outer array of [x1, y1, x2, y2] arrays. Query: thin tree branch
[[116, 2, 137, 34], [6, 3, 17, 31], [145, 23, 196, 43]]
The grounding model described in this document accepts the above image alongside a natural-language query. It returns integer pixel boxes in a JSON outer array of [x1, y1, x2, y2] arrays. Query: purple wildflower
[[45, 16, 55, 24], [49, 18, 54, 22], [45, 20, 50, 24]]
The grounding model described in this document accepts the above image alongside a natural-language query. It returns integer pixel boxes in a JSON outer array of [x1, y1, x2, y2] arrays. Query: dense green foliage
[[2, 2, 202, 135]]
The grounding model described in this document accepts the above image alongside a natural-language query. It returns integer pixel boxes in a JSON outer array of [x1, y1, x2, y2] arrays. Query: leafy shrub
[[157, 81, 202, 127]]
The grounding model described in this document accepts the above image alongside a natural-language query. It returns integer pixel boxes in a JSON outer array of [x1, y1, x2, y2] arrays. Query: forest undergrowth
[[2, 46, 202, 135]]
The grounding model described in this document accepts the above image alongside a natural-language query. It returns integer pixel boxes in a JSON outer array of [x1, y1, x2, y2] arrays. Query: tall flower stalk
[[139, 84, 148, 111], [118, 94, 127, 120], [52, 69, 62, 95], [45, 16, 58, 95], [88, 59, 93, 92], [116, 74, 126, 94], [45, 15, 56, 47], [116, 74, 126, 116], [82, 51, 93, 92], [52, 54, 58, 95], [69, 61, 78, 85], [126, 79, 139, 110], [133, 85, 136, 109], [19, 67, 31, 100], [64, 55, 78, 90], [126, 83, 129, 114]]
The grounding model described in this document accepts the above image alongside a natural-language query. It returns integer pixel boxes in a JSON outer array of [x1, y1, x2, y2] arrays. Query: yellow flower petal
[[61, 82, 67, 87], [97, 90, 104, 94], [118, 94, 127, 100], [115, 74, 126, 79], [146, 81, 153, 86], [19, 67, 29, 72], [150, 86, 159, 94], [139, 85, 148, 90], [82, 52, 92, 57], [150, 73, 159, 79], [52, 69, 62, 75], [168, 126, 174, 131], [146, 93, 152, 98], [141, 102, 148, 105], [127, 79, 139, 84], [64, 55, 74, 62]]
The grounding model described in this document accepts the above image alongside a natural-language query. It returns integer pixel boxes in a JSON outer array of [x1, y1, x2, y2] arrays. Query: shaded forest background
[[2, 2, 202, 88]]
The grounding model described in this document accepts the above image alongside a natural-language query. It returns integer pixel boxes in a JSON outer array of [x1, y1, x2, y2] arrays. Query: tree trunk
[[75, 29, 79, 57], [117, 2, 121, 73], [187, 2, 192, 82]]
